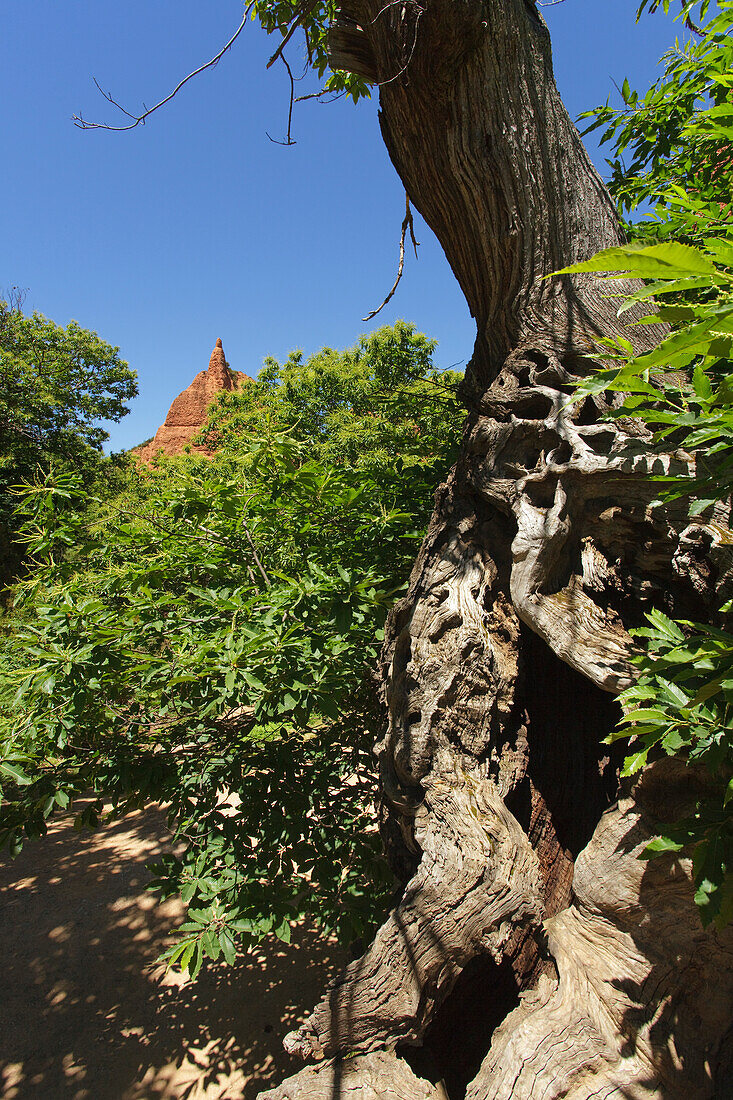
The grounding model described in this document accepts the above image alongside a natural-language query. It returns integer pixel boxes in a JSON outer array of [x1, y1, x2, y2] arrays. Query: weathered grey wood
[[467, 761, 733, 1099], [283, 772, 541, 1059], [259, 1050, 441, 1099]]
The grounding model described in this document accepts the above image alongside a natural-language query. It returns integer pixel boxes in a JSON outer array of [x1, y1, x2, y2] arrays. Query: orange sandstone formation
[[135, 339, 251, 462]]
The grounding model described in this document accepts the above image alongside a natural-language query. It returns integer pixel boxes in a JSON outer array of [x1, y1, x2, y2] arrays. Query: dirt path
[[0, 807, 345, 1099]]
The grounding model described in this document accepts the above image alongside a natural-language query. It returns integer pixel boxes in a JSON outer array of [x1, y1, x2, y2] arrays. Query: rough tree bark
[[260, 2, 733, 1097]]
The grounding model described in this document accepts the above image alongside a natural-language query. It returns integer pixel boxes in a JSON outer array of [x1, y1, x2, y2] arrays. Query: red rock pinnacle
[[208, 338, 229, 385], [135, 339, 252, 462]]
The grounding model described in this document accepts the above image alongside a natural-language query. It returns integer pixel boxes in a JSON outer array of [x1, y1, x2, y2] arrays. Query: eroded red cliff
[[135, 339, 250, 462]]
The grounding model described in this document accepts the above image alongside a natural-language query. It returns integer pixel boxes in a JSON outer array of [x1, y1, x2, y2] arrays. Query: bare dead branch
[[241, 522, 271, 587], [1, 286, 28, 314], [362, 193, 419, 322], [72, 3, 253, 131], [266, 56, 297, 145], [294, 87, 348, 104]]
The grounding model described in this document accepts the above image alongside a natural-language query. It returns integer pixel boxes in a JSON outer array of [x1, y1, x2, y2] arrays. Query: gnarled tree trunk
[[260, 2, 733, 1096]]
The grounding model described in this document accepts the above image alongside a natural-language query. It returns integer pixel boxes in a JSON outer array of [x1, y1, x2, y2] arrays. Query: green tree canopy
[[558, 0, 733, 927], [200, 321, 463, 520], [0, 323, 463, 976], [0, 298, 137, 575], [583, 0, 733, 244]]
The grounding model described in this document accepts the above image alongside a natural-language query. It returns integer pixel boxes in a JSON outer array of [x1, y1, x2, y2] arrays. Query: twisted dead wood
[[258, 1, 733, 1096], [283, 773, 541, 1059], [259, 1050, 442, 1100], [467, 761, 733, 1099]]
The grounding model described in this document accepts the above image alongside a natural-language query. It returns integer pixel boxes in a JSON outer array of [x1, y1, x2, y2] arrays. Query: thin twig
[[266, 56, 297, 145], [368, 0, 412, 25], [73, 3, 253, 131], [375, 7, 423, 88], [115, 506, 237, 551], [363, 193, 419, 322], [241, 522, 271, 587], [294, 88, 347, 104]]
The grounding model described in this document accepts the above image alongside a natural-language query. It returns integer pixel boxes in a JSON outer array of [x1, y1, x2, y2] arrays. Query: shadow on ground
[[0, 806, 345, 1099]]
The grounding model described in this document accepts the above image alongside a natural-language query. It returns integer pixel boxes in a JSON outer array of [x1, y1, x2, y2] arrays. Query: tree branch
[[684, 13, 705, 35], [266, 56, 297, 145], [294, 88, 348, 104], [241, 521, 271, 587], [265, 0, 319, 70], [72, 4, 254, 131], [362, 194, 419, 322]]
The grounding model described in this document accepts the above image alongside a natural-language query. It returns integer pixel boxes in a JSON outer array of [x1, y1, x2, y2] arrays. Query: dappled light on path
[[0, 807, 345, 1099]]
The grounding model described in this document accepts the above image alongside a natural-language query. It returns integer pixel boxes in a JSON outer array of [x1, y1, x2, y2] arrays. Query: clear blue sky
[[2, 1, 688, 451]]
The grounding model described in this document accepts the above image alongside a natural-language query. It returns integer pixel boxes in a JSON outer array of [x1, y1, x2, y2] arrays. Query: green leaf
[[704, 238, 733, 267], [179, 941, 196, 973], [690, 677, 725, 707], [689, 498, 718, 517], [661, 729, 686, 753], [218, 930, 237, 965], [655, 677, 689, 707], [622, 707, 669, 724], [645, 609, 685, 641], [555, 243, 718, 280], [0, 761, 31, 786], [275, 919, 292, 944], [692, 366, 713, 402], [621, 749, 649, 776], [641, 835, 684, 858]]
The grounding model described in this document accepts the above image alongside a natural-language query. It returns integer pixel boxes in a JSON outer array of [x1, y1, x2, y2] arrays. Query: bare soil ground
[[0, 807, 345, 1099]]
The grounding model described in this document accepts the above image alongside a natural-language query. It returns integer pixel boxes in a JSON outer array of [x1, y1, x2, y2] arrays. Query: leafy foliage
[[617, 608, 733, 928], [249, 0, 371, 103], [557, 237, 733, 927], [0, 325, 462, 975], [200, 321, 463, 524], [0, 298, 137, 578], [581, 0, 733, 245], [555, 2, 733, 927]]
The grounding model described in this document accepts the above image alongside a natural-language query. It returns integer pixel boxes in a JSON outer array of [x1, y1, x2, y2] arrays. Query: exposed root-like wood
[[380, 482, 520, 788], [259, 1049, 442, 1099], [258, 1, 733, 1097], [466, 761, 733, 1099], [283, 772, 541, 1060]]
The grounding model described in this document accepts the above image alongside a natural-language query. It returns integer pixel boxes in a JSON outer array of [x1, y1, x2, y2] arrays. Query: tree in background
[[582, 0, 732, 246], [0, 296, 137, 578], [201, 320, 462, 518]]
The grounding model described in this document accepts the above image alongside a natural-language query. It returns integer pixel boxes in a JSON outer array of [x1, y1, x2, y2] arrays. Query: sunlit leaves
[[581, 2, 733, 246], [0, 324, 461, 973], [562, 6, 733, 924], [250, 0, 371, 103], [0, 300, 137, 576]]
